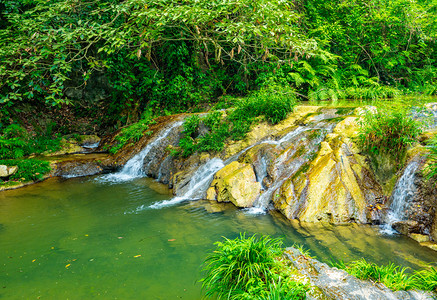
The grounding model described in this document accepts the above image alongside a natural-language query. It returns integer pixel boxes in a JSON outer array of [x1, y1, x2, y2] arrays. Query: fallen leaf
[[32, 259, 36, 263], [134, 255, 141, 258], [65, 264, 71, 268], [168, 239, 176, 242]]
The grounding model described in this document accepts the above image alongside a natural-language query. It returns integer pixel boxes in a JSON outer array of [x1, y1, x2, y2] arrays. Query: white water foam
[[97, 121, 182, 183]]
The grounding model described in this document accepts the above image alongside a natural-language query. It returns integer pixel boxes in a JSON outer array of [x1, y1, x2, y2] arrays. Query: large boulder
[[206, 161, 261, 208]]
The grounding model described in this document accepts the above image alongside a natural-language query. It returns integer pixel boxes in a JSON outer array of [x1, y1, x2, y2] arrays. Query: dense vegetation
[[0, 159, 51, 184], [1, 0, 436, 135], [0, 0, 436, 183]]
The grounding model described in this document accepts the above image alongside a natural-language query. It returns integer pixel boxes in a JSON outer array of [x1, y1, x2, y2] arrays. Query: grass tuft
[[201, 234, 307, 300], [357, 107, 422, 160]]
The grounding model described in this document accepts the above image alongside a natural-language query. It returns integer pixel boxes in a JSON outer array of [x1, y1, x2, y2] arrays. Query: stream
[[1, 176, 436, 299]]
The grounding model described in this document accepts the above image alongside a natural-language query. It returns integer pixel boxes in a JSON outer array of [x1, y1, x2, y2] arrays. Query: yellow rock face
[[273, 117, 382, 223], [208, 161, 261, 208]]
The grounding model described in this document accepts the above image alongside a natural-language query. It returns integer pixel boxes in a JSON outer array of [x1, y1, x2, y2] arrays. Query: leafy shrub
[[177, 86, 298, 157], [0, 159, 51, 183], [109, 117, 155, 154], [0, 124, 62, 159], [357, 107, 422, 159], [201, 234, 308, 300]]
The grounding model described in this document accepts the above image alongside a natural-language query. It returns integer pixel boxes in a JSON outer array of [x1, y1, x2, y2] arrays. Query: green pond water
[[1, 176, 436, 299]]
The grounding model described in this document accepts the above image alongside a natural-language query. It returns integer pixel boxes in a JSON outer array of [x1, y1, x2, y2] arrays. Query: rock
[[284, 247, 435, 300], [354, 105, 377, 116], [409, 233, 430, 243], [273, 118, 383, 223], [206, 186, 217, 201], [209, 161, 261, 208], [420, 242, 437, 252], [77, 135, 101, 147], [45, 141, 85, 156], [392, 220, 421, 235], [0, 165, 18, 178]]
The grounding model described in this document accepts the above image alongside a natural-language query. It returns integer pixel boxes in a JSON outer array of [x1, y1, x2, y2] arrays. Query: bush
[[109, 116, 155, 154], [201, 234, 308, 300], [357, 107, 422, 159], [0, 124, 62, 159], [177, 86, 298, 157], [0, 159, 51, 183]]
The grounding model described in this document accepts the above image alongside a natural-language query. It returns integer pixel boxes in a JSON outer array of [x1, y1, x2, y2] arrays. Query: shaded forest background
[[0, 0, 436, 134]]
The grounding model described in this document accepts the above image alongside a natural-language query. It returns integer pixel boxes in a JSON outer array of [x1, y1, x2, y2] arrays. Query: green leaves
[[357, 106, 423, 159], [0, 158, 51, 183], [176, 85, 297, 157]]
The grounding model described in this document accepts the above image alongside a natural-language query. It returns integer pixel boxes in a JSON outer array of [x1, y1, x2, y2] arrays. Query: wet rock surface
[[285, 247, 435, 300], [274, 116, 383, 223]]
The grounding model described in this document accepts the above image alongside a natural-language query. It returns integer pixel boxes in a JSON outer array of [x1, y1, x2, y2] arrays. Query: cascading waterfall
[[248, 124, 334, 214], [98, 121, 183, 183], [148, 158, 225, 209], [241, 123, 334, 215], [381, 161, 419, 234], [122, 112, 343, 212], [145, 127, 316, 210]]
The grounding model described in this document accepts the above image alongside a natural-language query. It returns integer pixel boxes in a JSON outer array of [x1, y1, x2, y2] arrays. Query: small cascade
[[381, 161, 419, 234], [411, 103, 437, 129], [148, 158, 225, 209], [254, 156, 268, 190], [246, 123, 335, 214], [98, 121, 183, 183]]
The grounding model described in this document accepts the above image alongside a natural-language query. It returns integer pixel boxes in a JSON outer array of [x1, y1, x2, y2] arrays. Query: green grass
[[331, 258, 437, 292], [177, 85, 298, 157], [424, 136, 437, 181], [201, 234, 308, 300], [0, 159, 51, 184], [357, 106, 422, 160], [108, 116, 155, 154], [415, 267, 437, 292]]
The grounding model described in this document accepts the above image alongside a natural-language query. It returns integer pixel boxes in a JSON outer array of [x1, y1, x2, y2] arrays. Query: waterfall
[[98, 121, 183, 183], [148, 158, 225, 209], [246, 123, 335, 214], [381, 161, 419, 234]]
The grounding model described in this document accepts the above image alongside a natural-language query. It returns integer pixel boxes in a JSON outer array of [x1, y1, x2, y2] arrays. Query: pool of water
[[1, 177, 436, 299]]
